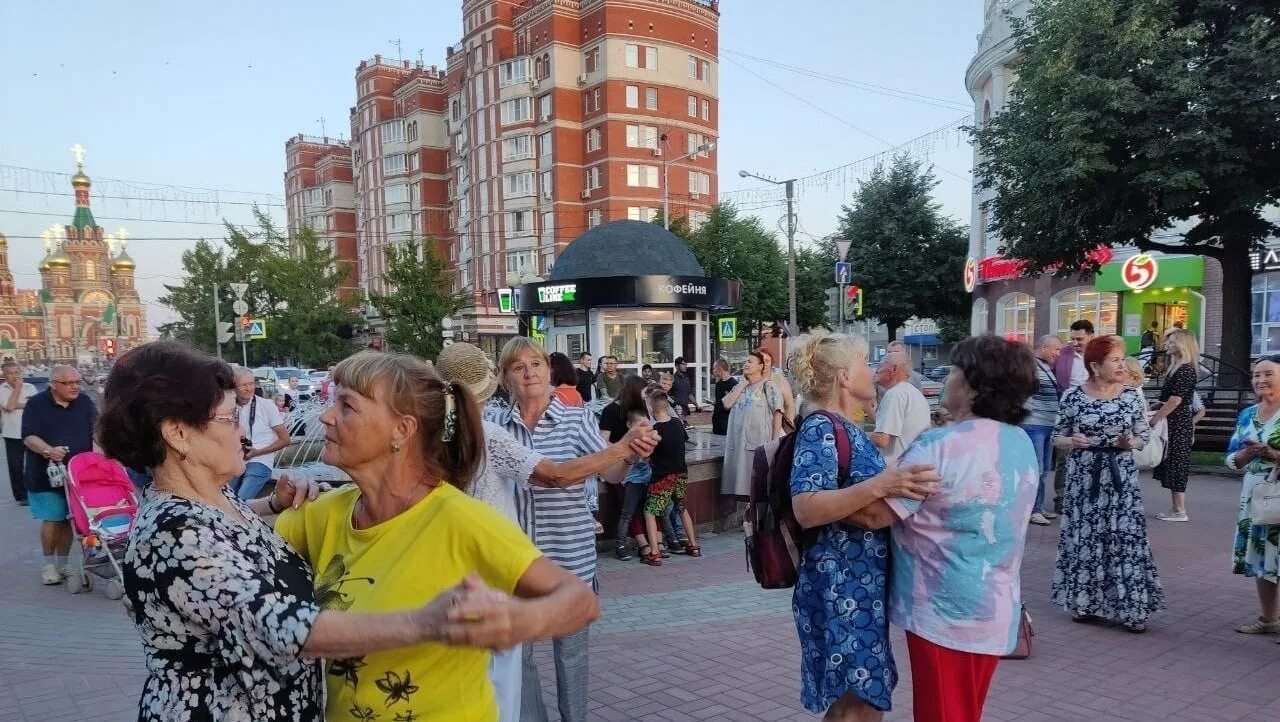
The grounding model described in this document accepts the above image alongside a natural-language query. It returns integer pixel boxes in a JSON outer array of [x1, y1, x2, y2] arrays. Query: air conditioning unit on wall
[[580, 189, 591, 199]]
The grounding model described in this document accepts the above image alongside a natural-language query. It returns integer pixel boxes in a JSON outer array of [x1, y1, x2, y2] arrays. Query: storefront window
[[971, 298, 989, 336], [640, 324, 674, 365], [1052, 287, 1118, 337], [1251, 273, 1280, 355], [995, 293, 1035, 342], [603, 324, 638, 363]]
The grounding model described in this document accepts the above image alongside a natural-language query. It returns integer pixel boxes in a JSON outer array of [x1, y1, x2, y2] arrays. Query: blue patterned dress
[[789, 412, 895, 713]]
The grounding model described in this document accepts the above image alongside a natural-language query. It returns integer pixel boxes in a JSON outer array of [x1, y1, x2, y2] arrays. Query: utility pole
[[212, 283, 223, 360], [785, 179, 797, 331]]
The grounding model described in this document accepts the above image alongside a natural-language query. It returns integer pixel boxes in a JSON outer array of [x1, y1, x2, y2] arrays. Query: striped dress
[[485, 397, 607, 585]]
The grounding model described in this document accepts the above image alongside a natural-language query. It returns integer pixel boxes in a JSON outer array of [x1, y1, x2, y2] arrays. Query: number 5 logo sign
[[1121, 254, 1159, 290]]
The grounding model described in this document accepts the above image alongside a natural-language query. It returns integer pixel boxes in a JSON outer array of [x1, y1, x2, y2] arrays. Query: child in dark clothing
[[639, 386, 701, 565]]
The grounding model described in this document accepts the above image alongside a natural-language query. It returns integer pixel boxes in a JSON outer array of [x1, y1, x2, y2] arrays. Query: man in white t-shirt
[[871, 352, 932, 465], [230, 367, 290, 500], [0, 361, 37, 505]]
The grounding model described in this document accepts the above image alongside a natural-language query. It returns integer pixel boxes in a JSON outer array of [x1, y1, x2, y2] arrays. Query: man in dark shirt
[[22, 364, 97, 586], [575, 352, 596, 403], [672, 357, 694, 415]]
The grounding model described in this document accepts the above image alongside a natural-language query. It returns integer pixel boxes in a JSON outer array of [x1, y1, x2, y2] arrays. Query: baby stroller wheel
[[104, 579, 124, 601]]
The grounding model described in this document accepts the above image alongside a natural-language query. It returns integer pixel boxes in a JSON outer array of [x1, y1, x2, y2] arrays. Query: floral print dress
[[789, 412, 895, 713], [1051, 386, 1165, 625], [1226, 404, 1280, 582], [123, 487, 323, 722]]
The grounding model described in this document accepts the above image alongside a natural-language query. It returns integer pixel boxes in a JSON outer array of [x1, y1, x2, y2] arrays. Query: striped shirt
[[485, 397, 607, 583], [1024, 359, 1061, 428]]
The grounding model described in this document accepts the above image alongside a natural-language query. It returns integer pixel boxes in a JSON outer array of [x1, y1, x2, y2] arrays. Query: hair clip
[[441, 381, 458, 442]]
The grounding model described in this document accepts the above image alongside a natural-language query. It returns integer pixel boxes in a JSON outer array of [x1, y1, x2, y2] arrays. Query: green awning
[[1095, 255, 1204, 292]]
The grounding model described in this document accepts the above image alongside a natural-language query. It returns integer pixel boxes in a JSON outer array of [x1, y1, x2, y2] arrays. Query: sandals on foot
[[684, 544, 702, 557], [1236, 617, 1280, 635], [641, 550, 663, 566]]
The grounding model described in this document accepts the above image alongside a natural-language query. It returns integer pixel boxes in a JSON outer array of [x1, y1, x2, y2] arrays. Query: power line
[[0, 208, 253, 227], [0, 188, 285, 208], [0, 163, 285, 200], [722, 49, 972, 112]]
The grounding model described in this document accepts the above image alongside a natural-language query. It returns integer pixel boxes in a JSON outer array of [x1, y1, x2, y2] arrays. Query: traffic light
[[846, 285, 864, 319], [825, 287, 841, 326], [100, 338, 116, 356]]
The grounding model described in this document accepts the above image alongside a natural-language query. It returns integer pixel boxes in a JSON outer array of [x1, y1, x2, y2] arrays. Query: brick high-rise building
[[283, 135, 359, 298], [289, 0, 720, 352]]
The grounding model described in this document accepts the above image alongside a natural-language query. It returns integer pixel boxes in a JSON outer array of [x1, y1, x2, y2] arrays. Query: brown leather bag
[[1002, 605, 1034, 660]]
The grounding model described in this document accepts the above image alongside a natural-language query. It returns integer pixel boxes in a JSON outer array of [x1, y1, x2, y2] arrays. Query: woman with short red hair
[[1052, 335, 1164, 633]]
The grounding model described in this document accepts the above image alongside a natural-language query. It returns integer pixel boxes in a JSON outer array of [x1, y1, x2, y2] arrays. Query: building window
[[506, 211, 534, 238], [624, 44, 658, 70], [388, 213, 410, 231], [382, 154, 406, 173], [646, 87, 659, 110], [506, 249, 536, 275], [687, 132, 709, 156], [499, 58, 530, 87], [586, 166, 602, 190], [407, 152, 418, 171], [586, 128, 602, 152], [701, 99, 710, 121], [384, 183, 408, 204], [972, 298, 989, 336], [628, 207, 658, 222], [539, 170, 553, 199], [538, 94, 552, 120], [499, 98, 532, 124], [588, 208, 603, 228], [995, 293, 1035, 343], [585, 47, 600, 73], [1051, 288, 1118, 337], [688, 210, 709, 231], [626, 164, 659, 188], [503, 171, 534, 199], [85, 261, 96, 280], [382, 120, 405, 142], [501, 134, 534, 161], [625, 85, 639, 109], [1253, 273, 1280, 355], [687, 95, 697, 118], [688, 172, 710, 195], [701, 60, 711, 81], [688, 55, 699, 79], [538, 131, 553, 158], [626, 124, 658, 149]]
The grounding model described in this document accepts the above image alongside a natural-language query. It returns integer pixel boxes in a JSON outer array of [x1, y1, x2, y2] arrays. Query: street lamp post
[[739, 170, 798, 331], [663, 141, 716, 231]]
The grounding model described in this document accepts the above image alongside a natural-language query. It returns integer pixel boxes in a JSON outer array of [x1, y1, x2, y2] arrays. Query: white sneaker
[[40, 564, 62, 585], [1041, 510, 1059, 520], [1029, 512, 1051, 526], [1156, 510, 1190, 522]]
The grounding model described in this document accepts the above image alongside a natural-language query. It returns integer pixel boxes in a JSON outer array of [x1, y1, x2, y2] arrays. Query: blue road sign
[[835, 262, 852, 285]]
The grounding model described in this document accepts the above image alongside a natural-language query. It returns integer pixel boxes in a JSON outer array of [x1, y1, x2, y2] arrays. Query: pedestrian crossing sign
[[247, 319, 267, 340], [718, 317, 737, 342]]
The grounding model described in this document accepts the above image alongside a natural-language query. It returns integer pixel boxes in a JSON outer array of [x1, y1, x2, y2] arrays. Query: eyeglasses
[[209, 413, 237, 426], [51, 380, 82, 386]]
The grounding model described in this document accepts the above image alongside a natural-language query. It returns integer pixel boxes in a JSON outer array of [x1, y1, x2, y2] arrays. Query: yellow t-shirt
[[275, 482, 542, 722]]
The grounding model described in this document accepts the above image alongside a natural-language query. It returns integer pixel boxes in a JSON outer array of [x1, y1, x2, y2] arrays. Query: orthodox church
[[0, 150, 146, 365]]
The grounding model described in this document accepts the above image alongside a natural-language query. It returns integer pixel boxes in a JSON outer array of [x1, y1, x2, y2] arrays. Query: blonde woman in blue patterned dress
[[1226, 356, 1280, 639]]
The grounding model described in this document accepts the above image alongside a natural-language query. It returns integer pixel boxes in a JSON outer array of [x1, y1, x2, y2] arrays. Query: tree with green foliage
[[368, 239, 467, 360], [834, 155, 970, 341], [974, 0, 1280, 373], [677, 204, 790, 344], [161, 212, 359, 367]]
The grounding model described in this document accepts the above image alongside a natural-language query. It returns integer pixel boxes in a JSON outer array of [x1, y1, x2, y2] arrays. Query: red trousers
[[905, 632, 999, 722]]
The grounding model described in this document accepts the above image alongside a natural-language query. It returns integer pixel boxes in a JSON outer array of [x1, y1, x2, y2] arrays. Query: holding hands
[[412, 575, 528, 651]]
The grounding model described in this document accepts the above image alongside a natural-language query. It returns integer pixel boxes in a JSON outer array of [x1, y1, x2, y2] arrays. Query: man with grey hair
[[886, 340, 929, 390], [1023, 335, 1064, 526], [22, 364, 95, 584], [229, 366, 289, 500], [871, 352, 931, 465]]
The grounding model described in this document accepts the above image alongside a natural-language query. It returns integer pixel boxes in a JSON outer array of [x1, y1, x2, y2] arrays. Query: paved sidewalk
[[2, 472, 1278, 721]]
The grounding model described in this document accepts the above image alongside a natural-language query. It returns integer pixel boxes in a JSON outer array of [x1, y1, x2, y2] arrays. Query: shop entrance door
[[1141, 302, 1189, 336]]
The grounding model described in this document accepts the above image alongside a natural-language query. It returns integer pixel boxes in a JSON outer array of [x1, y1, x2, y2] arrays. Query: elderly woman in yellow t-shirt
[[275, 351, 598, 722]]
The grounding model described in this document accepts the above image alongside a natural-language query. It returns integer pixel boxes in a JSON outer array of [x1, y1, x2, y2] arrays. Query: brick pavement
[[2, 472, 1279, 721]]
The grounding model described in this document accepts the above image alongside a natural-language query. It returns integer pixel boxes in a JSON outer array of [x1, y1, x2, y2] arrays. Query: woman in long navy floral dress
[[786, 333, 939, 720]]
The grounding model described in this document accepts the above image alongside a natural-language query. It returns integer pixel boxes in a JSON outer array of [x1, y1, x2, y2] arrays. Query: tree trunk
[[886, 323, 900, 343], [1217, 243, 1253, 387]]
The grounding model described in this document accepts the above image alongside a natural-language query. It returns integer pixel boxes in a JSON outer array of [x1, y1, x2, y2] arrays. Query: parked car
[[252, 367, 279, 399], [274, 367, 314, 401], [925, 364, 953, 382]]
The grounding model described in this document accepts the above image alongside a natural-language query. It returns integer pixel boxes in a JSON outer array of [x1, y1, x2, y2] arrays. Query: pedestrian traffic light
[[846, 286, 864, 319]]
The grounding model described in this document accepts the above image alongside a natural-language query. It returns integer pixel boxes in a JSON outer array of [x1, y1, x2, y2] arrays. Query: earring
[[177, 448, 189, 461], [391, 442, 401, 453]]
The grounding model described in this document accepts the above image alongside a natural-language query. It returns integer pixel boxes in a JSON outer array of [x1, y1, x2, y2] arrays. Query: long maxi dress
[[720, 379, 783, 497], [1051, 385, 1165, 626]]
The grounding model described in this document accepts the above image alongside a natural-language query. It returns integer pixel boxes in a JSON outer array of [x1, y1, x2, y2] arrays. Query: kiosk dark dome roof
[[548, 220, 704, 280]]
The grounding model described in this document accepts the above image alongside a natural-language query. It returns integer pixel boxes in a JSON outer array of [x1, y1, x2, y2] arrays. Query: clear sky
[[0, 1, 980, 329]]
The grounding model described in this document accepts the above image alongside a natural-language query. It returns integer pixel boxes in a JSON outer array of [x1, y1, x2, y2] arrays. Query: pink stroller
[[63, 452, 139, 599]]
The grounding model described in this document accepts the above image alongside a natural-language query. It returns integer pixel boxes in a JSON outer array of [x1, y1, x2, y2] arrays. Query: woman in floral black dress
[[101, 344, 511, 721], [1150, 330, 1200, 522], [1051, 336, 1163, 633]]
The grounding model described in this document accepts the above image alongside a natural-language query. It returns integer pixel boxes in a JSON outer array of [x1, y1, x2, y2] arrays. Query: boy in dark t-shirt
[[638, 386, 701, 565]]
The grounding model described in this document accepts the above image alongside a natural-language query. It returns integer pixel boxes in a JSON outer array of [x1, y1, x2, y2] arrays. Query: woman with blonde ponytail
[[786, 333, 940, 721]]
